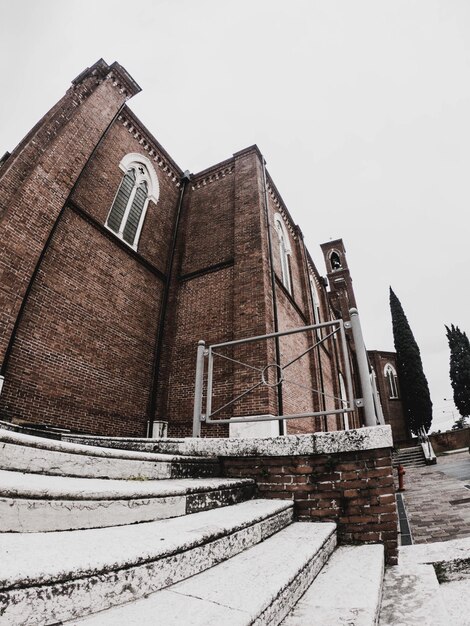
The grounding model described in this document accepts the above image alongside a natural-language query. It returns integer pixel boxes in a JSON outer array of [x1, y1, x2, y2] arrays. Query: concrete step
[[380, 537, 470, 626], [0, 498, 293, 625], [0, 470, 256, 531], [439, 580, 470, 625], [65, 521, 337, 626], [393, 447, 426, 468], [399, 535, 470, 581], [0, 428, 219, 479], [379, 564, 450, 625], [281, 544, 384, 625]]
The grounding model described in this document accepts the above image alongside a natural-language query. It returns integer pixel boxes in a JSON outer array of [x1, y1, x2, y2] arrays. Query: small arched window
[[274, 214, 292, 294], [384, 363, 399, 399], [106, 153, 159, 250], [330, 250, 342, 270]]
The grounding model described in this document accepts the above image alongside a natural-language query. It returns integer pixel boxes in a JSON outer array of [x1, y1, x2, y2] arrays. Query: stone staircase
[[393, 445, 427, 468], [0, 427, 386, 625], [1, 427, 469, 625]]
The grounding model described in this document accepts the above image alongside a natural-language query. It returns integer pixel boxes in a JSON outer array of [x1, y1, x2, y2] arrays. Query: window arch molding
[[273, 213, 292, 294], [384, 363, 399, 399], [106, 153, 160, 250], [119, 153, 160, 202]]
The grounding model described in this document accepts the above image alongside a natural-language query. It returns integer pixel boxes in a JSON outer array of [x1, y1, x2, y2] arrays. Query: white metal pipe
[[349, 308, 377, 427], [192, 340, 206, 437]]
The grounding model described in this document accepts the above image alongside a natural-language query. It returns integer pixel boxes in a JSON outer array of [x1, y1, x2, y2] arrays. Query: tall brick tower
[[320, 239, 356, 321]]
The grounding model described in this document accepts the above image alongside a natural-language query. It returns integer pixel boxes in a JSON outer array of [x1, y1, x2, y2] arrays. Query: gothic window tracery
[[106, 153, 159, 250]]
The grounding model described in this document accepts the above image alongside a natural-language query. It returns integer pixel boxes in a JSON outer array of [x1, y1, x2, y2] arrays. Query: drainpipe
[[261, 158, 284, 435], [146, 170, 191, 437], [0, 102, 127, 392], [349, 307, 376, 427]]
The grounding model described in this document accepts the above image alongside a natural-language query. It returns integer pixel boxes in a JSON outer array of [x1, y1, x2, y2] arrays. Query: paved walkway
[[400, 451, 470, 544]]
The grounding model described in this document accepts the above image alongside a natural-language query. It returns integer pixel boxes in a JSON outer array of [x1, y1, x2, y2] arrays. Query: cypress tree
[[445, 324, 470, 419], [389, 288, 433, 434]]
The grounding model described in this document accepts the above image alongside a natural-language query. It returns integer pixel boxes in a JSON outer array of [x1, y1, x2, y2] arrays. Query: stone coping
[[158, 425, 392, 457], [85, 426, 393, 457]]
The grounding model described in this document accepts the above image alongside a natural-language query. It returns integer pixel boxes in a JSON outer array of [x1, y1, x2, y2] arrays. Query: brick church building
[[0, 59, 407, 442]]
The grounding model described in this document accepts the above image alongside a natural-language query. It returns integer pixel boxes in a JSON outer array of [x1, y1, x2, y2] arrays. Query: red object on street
[[397, 464, 406, 491]]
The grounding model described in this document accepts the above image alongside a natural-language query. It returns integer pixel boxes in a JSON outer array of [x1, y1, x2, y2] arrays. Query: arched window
[[274, 214, 292, 294], [309, 276, 321, 326], [330, 250, 342, 270], [106, 153, 159, 250], [384, 363, 399, 399]]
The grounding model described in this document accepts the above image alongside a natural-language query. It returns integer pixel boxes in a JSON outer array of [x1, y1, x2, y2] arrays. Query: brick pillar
[[232, 147, 278, 419], [0, 60, 141, 369]]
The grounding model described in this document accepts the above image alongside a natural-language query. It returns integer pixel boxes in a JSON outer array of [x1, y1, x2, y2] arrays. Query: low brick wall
[[429, 428, 470, 454], [222, 446, 397, 565]]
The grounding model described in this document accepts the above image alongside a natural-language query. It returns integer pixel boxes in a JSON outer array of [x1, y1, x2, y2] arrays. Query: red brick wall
[[70, 114, 182, 273], [160, 267, 234, 438], [0, 65, 185, 436], [222, 447, 398, 565], [0, 209, 162, 436], [429, 428, 470, 453], [0, 64, 134, 365]]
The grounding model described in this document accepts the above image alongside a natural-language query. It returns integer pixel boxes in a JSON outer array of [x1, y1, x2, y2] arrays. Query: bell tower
[[320, 238, 356, 321]]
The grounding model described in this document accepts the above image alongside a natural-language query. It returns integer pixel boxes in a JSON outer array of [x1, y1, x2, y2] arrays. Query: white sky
[[1, 0, 469, 431]]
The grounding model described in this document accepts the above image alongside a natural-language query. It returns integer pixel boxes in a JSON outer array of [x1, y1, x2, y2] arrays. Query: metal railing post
[[192, 340, 206, 437], [349, 308, 377, 427]]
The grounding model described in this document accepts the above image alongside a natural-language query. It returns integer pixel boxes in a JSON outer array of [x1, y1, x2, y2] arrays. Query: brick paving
[[399, 451, 470, 544]]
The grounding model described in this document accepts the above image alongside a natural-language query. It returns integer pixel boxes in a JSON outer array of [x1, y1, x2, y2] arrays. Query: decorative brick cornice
[[265, 174, 297, 240], [108, 62, 141, 98], [119, 108, 183, 186], [71, 59, 141, 100], [191, 161, 235, 190]]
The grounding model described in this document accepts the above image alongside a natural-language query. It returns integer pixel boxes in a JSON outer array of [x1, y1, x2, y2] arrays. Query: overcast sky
[[1, 0, 469, 431]]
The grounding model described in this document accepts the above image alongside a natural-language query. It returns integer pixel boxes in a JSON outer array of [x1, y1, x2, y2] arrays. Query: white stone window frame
[[106, 153, 160, 251], [384, 363, 399, 399], [274, 213, 292, 295]]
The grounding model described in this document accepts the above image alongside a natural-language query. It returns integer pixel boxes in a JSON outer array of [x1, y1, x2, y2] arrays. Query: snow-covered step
[[439, 580, 470, 626], [0, 499, 293, 626], [399, 536, 470, 581], [0, 428, 219, 479], [0, 470, 256, 531], [66, 521, 337, 626], [379, 564, 450, 625], [282, 544, 384, 626]]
